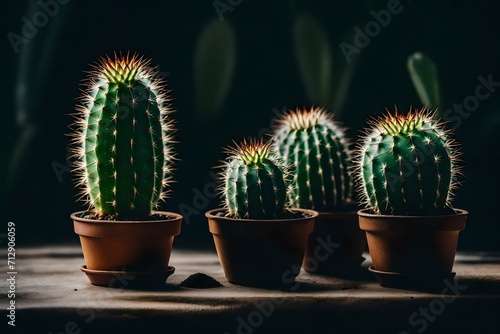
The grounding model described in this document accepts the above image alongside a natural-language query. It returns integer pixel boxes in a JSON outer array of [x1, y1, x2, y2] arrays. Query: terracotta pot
[[206, 208, 318, 287], [72, 211, 182, 274], [358, 208, 467, 288], [302, 209, 366, 276]]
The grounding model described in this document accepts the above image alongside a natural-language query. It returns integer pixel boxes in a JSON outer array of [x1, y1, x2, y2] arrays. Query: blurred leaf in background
[[194, 19, 236, 120], [407, 52, 441, 112], [294, 14, 332, 107], [4, 0, 72, 204], [330, 40, 358, 114], [293, 14, 357, 115]]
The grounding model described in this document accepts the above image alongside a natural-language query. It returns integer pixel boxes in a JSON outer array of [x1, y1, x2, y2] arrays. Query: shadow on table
[[458, 278, 500, 295], [284, 281, 363, 293], [322, 266, 376, 282]]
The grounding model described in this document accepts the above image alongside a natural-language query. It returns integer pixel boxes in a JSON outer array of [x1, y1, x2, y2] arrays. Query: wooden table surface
[[1, 246, 500, 334]]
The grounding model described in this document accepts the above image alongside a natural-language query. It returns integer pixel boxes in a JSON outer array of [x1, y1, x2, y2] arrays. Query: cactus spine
[[221, 139, 291, 219], [355, 108, 461, 215], [272, 107, 353, 210], [72, 53, 174, 219]]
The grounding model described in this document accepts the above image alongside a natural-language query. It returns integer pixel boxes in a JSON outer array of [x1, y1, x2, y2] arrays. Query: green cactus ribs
[[272, 107, 353, 211], [355, 107, 461, 216], [72, 52, 175, 219], [220, 139, 292, 219]]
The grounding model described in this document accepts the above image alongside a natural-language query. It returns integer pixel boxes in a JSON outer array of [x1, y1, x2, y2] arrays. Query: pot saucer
[[81, 265, 175, 288], [368, 266, 456, 291]]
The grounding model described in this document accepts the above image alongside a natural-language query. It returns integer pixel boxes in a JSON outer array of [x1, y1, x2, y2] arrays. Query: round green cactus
[[355, 108, 461, 215], [220, 139, 291, 219], [72, 53, 174, 219], [272, 107, 353, 210]]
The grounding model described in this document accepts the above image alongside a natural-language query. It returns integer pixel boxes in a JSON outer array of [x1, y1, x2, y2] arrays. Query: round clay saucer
[[369, 266, 456, 291], [81, 265, 175, 288]]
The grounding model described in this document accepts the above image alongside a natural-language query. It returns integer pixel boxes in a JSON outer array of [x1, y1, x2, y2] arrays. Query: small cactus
[[220, 139, 291, 219], [71, 52, 174, 219], [355, 108, 461, 215], [272, 107, 353, 210]]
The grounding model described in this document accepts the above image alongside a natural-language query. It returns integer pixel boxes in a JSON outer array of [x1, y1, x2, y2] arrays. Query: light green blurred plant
[[194, 19, 236, 120], [293, 14, 357, 115], [407, 52, 441, 113], [3, 0, 73, 204]]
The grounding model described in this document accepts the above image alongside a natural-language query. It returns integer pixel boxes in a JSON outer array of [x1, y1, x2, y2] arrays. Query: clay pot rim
[[71, 210, 183, 225], [357, 207, 467, 232], [357, 207, 468, 219], [205, 208, 319, 223]]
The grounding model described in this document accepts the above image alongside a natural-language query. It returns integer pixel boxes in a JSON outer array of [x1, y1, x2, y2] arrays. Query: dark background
[[1, 0, 499, 250]]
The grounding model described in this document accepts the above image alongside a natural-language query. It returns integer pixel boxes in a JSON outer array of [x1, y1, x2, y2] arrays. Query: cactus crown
[[283, 108, 325, 130], [233, 139, 273, 165], [272, 107, 353, 211], [99, 53, 144, 84], [376, 111, 429, 135], [355, 107, 461, 216], [219, 138, 292, 219], [71, 52, 174, 219]]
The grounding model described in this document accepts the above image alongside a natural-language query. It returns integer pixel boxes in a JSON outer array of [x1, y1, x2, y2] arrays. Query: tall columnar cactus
[[72, 53, 174, 219], [355, 108, 461, 216], [220, 139, 291, 219], [272, 107, 353, 210]]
